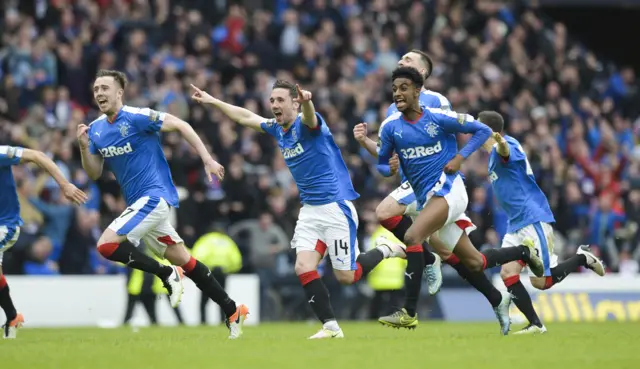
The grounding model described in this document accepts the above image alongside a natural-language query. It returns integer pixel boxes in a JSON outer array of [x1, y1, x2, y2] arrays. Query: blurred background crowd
[[1, 0, 639, 322]]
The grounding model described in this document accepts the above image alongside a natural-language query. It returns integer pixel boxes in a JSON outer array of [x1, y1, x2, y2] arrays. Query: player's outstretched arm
[[160, 114, 224, 182], [21, 148, 88, 205], [190, 84, 267, 132], [77, 124, 104, 180], [294, 84, 318, 129], [435, 109, 492, 173], [353, 123, 379, 157]]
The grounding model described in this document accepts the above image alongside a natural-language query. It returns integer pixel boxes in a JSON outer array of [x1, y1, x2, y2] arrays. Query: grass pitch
[[2, 322, 637, 369]]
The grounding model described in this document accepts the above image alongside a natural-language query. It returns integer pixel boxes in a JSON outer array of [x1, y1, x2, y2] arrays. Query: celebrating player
[[478, 110, 606, 334], [191, 80, 406, 339], [78, 69, 248, 339], [355, 51, 520, 331], [1, 146, 88, 338], [376, 67, 545, 334]]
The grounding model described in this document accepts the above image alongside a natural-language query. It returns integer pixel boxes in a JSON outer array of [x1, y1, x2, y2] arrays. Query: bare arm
[[79, 147, 104, 181], [295, 84, 318, 129], [77, 124, 104, 180], [161, 113, 225, 182], [493, 132, 511, 158], [161, 114, 213, 162], [21, 149, 88, 204], [191, 84, 267, 132], [353, 122, 380, 157], [21, 149, 70, 188]]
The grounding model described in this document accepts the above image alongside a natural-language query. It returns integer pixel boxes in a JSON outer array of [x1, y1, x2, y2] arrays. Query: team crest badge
[[425, 122, 438, 138], [457, 114, 467, 125], [118, 121, 131, 138], [291, 127, 298, 141]]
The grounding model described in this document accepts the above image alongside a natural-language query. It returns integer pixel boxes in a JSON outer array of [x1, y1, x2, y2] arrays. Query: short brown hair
[[409, 49, 434, 79], [478, 111, 504, 133], [95, 69, 128, 89], [272, 79, 297, 98]]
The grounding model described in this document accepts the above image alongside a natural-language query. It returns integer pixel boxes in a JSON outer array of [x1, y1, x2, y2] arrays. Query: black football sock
[[354, 249, 385, 282], [544, 254, 586, 288], [403, 245, 424, 316], [299, 270, 336, 323], [482, 246, 530, 269], [0, 276, 17, 322], [422, 243, 436, 265], [504, 275, 542, 327], [97, 242, 173, 279], [450, 261, 502, 307], [380, 215, 413, 243], [182, 257, 237, 318]]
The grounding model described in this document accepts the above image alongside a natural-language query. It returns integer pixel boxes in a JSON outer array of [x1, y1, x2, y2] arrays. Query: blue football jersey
[[0, 145, 24, 227], [88, 106, 179, 207], [378, 108, 491, 209], [260, 113, 359, 205], [488, 135, 555, 233], [382, 90, 451, 182]]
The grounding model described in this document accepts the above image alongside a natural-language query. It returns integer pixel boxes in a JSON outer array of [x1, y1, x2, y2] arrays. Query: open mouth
[[97, 99, 108, 108], [274, 111, 283, 119], [395, 98, 406, 108]]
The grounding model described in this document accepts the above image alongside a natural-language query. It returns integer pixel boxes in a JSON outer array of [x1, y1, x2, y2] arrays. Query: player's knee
[[500, 267, 518, 280], [334, 271, 355, 285], [435, 248, 452, 260], [403, 229, 421, 247], [375, 203, 392, 222], [463, 256, 484, 273], [163, 244, 189, 266], [294, 258, 316, 276], [530, 277, 547, 290]]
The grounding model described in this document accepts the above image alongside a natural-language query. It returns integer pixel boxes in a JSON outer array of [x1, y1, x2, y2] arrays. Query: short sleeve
[[260, 119, 280, 137], [131, 107, 165, 133], [0, 145, 24, 167]]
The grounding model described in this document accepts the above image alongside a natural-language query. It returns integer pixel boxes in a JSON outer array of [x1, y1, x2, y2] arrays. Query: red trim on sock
[[298, 270, 320, 286], [543, 276, 554, 290], [446, 254, 460, 265], [0, 275, 7, 289], [353, 263, 363, 283], [315, 240, 327, 256], [481, 253, 488, 270], [503, 275, 520, 287], [517, 260, 526, 267], [380, 216, 403, 230], [406, 245, 423, 253], [97, 242, 120, 258], [182, 256, 197, 274]]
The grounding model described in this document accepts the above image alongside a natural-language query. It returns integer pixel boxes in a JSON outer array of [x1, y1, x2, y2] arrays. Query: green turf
[[2, 322, 638, 369]]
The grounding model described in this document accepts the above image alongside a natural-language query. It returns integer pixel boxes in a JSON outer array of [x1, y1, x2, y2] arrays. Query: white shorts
[[389, 181, 419, 217], [291, 200, 360, 271], [108, 196, 183, 258], [0, 226, 20, 266], [421, 173, 477, 251], [502, 222, 557, 277]]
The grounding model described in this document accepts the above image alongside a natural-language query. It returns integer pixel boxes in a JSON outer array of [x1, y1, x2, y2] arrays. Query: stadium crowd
[[1, 0, 639, 318]]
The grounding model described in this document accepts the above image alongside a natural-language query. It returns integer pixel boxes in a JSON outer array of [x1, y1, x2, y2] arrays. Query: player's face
[[398, 52, 426, 79], [270, 88, 298, 125], [93, 76, 123, 114], [392, 78, 420, 112]]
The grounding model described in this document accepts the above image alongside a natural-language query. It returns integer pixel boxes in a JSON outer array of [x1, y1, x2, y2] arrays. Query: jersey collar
[[107, 106, 124, 124], [401, 109, 424, 125]]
